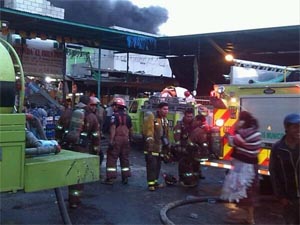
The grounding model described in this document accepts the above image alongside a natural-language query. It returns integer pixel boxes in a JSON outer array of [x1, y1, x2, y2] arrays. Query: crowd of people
[[42, 94, 298, 224]]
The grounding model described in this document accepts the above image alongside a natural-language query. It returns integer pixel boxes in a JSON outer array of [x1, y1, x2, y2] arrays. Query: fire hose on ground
[[160, 196, 224, 225]]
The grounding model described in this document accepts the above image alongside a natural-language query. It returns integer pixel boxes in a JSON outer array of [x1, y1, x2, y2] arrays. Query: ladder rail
[[233, 59, 298, 72]]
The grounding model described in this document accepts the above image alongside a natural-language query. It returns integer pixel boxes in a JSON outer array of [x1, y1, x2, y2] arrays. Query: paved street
[[1, 144, 284, 225]]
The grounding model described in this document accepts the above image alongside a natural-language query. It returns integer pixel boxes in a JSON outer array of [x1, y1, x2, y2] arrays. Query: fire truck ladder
[[233, 59, 297, 72], [233, 59, 298, 82]]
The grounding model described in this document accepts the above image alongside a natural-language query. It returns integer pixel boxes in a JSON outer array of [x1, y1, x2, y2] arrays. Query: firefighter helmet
[[163, 173, 178, 185], [90, 96, 100, 105], [113, 97, 126, 107]]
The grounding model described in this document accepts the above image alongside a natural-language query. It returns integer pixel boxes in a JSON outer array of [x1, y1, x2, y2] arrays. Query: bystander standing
[[269, 113, 300, 225], [220, 111, 262, 225]]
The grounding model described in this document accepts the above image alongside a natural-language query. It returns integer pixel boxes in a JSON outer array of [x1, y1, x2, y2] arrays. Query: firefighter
[[55, 102, 73, 147], [103, 97, 133, 185], [178, 114, 209, 187], [89, 96, 104, 165], [173, 107, 195, 186], [89, 96, 105, 137], [189, 114, 210, 171], [55, 95, 101, 209], [143, 102, 169, 191]]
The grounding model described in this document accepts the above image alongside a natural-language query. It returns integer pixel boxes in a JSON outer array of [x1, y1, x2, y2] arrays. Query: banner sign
[[13, 38, 63, 76]]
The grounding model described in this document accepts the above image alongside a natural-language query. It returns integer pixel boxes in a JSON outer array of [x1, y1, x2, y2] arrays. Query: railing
[[140, 96, 213, 112], [195, 96, 211, 106]]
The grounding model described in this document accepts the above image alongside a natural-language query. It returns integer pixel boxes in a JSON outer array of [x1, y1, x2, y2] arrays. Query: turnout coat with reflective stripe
[[143, 111, 169, 154]]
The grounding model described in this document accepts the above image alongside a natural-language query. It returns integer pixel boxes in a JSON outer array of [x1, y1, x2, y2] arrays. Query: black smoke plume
[[49, 0, 168, 34]]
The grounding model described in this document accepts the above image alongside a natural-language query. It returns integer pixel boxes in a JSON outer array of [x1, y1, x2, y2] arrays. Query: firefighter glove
[[162, 146, 173, 163], [163, 152, 174, 163]]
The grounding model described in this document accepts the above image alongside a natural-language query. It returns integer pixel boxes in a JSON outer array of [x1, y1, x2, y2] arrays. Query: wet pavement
[[1, 144, 284, 225]]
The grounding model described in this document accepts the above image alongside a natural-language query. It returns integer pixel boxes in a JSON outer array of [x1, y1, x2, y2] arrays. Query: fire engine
[[203, 59, 300, 176], [128, 86, 209, 143], [0, 36, 99, 222]]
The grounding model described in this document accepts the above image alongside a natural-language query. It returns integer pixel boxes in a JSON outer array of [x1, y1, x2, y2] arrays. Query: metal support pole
[[97, 48, 101, 100], [126, 52, 129, 95], [62, 42, 66, 104]]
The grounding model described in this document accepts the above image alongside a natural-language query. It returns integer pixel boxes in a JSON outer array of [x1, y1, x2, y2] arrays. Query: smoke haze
[[49, 0, 168, 34]]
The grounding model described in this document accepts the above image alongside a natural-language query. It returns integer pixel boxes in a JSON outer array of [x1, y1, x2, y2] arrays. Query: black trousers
[[178, 156, 200, 186], [145, 154, 161, 186]]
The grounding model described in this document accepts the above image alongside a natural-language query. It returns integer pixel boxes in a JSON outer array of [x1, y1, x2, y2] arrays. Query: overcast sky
[[129, 0, 300, 36]]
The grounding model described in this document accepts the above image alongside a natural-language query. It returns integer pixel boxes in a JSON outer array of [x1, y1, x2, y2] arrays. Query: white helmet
[[90, 96, 100, 105], [113, 97, 126, 107]]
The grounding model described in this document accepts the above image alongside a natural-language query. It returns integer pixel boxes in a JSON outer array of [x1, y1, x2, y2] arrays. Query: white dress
[[220, 158, 256, 203]]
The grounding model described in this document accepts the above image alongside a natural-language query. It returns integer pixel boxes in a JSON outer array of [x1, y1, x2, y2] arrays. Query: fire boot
[[68, 184, 83, 209], [102, 178, 115, 185]]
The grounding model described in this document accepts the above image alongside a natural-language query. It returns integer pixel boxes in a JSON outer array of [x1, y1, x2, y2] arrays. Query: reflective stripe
[[107, 167, 117, 172], [188, 141, 196, 146], [146, 137, 154, 141], [92, 132, 99, 137], [57, 125, 63, 130], [148, 181, 156, 185], [200, 161, 270, 176], [81, 132, 88, 136], [144, 151, 160, 156], [121, 167, 130, 171], [183, 172, 199, 177], [174, 129, 181, 134], [70, 190, 82, 196], [258, 169, 270, 176]]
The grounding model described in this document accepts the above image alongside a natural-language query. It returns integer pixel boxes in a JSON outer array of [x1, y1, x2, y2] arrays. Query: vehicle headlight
[[215, 119, 224, 127], [230, 97, 237, 103]]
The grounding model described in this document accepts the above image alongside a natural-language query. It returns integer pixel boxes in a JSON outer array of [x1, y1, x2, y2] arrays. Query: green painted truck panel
[[24, 150, 99, 192], [0, 114, 25, 192]]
